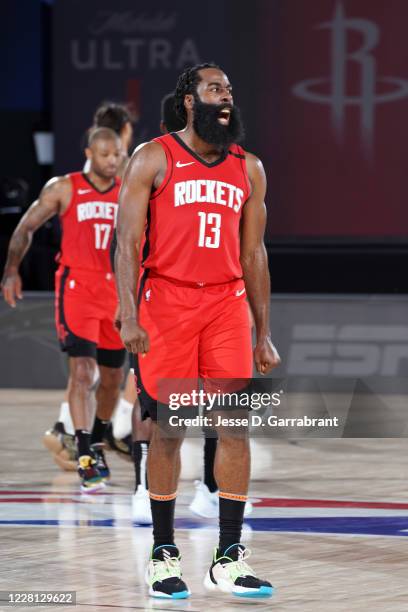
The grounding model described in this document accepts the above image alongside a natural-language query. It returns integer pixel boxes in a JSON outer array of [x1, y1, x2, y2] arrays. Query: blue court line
[[175, 517, 408, 536], [0, 517, 407, 536]]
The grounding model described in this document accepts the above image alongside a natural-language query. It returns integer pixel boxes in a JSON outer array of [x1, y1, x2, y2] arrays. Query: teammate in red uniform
[[1, 127, 126, 492], [116, 64, 280, 599], [43, 102, 136, 473]]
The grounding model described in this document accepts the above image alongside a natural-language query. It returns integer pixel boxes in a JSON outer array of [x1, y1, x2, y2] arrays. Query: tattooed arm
[[116, 141, 165, 353], [1, 176, 72, 307]]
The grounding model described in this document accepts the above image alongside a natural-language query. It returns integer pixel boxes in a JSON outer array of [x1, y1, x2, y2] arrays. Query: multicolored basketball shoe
[[90, 443, 110, 481], [204, 544, 275, 598], [77, 455, 105, 493], [42, 422, 77, 471], [145, 545, 190, 599]]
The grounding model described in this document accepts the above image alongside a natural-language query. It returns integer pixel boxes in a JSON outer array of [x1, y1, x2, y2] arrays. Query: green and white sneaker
[[204, 544, 275, 598], [145, 545, 190, 599]]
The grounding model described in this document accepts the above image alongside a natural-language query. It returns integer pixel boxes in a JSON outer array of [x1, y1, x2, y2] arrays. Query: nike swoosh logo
[[176, 161, 195, 168], [235, 288, 246, 297], [78, 189, 92, 194]]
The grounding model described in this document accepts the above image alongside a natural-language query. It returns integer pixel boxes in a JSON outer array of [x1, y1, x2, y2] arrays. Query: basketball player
[[113, 93, 234, 523], [44, 103, 136, 473], [160, 92, 252, 519], [116, 64, 280, 598], [42, 100, 149, 516], [1, 128, 126, 492]]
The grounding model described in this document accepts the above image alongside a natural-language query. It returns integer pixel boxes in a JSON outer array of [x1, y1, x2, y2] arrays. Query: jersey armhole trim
[[59, 174, 76, 219], [237, 146, 252, 204], [150, 138, 173, 200]]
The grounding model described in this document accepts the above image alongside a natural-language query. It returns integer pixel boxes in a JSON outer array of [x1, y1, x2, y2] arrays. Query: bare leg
[[95, 365, 124, 421], [214, 411, 250, 554], [68, 357, 97, 431], [214, 420, 250, 495], [147, 422, 184, 495], [64, 374, 71, 401], [175, 449, 181, 484], [147, 422, 185, 550]]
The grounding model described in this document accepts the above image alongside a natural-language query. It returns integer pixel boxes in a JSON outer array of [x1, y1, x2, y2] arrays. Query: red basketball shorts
[[134, 275, 253, 419], [55, 266, 125, 364]]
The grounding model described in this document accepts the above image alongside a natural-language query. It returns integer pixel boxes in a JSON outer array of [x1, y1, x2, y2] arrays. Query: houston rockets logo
[[292, 2, 408, 158]]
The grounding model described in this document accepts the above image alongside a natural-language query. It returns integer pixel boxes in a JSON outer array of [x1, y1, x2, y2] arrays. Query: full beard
[[192, 95, 245, 149]]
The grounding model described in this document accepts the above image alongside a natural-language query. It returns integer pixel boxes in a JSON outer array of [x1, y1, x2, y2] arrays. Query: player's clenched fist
[[254, 337, 281, 375], [120, 319, 150, 355]]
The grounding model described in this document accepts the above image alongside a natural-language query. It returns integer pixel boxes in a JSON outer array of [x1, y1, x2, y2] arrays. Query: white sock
[[58, 401, 75, 436], [117, 398, 133, 413], [112, 398, 133, 439], [141, 442, 149, 490]]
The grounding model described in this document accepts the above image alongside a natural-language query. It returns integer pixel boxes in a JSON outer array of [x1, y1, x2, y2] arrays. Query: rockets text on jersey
[[59, 172, 120, 274], [143, 133, 251, 285]]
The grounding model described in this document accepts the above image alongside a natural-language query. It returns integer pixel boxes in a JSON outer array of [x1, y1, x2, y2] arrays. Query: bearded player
[[160, 92, 253, 519], [1, 127, 126, 492], [116, 64, 280, 599]]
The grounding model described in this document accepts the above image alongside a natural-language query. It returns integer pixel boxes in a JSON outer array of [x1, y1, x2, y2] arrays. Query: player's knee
[[151, 425, 183, 455], [71, 358, 96, 390], [217, 430, 249, 453], [99, 367, 124, 392]]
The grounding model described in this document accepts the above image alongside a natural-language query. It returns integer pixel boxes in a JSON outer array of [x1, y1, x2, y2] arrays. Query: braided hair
[[174, 63, 220, 122], [161, 92, 185, 132]]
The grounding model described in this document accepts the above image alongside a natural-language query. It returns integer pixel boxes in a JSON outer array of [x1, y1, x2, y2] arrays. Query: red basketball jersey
[[59, 172, 120, 273], [143, 133, 251, 285]]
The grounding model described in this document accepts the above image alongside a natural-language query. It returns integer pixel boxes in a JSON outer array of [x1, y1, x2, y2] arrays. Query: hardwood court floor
[[0, 389, 407, 611]]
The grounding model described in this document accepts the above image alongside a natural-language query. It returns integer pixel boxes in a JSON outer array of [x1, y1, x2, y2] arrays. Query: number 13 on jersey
[[197, 212, 221, 249]]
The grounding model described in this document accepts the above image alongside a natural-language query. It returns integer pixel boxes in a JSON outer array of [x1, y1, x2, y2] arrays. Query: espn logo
[[287, 325, 408, 376]]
